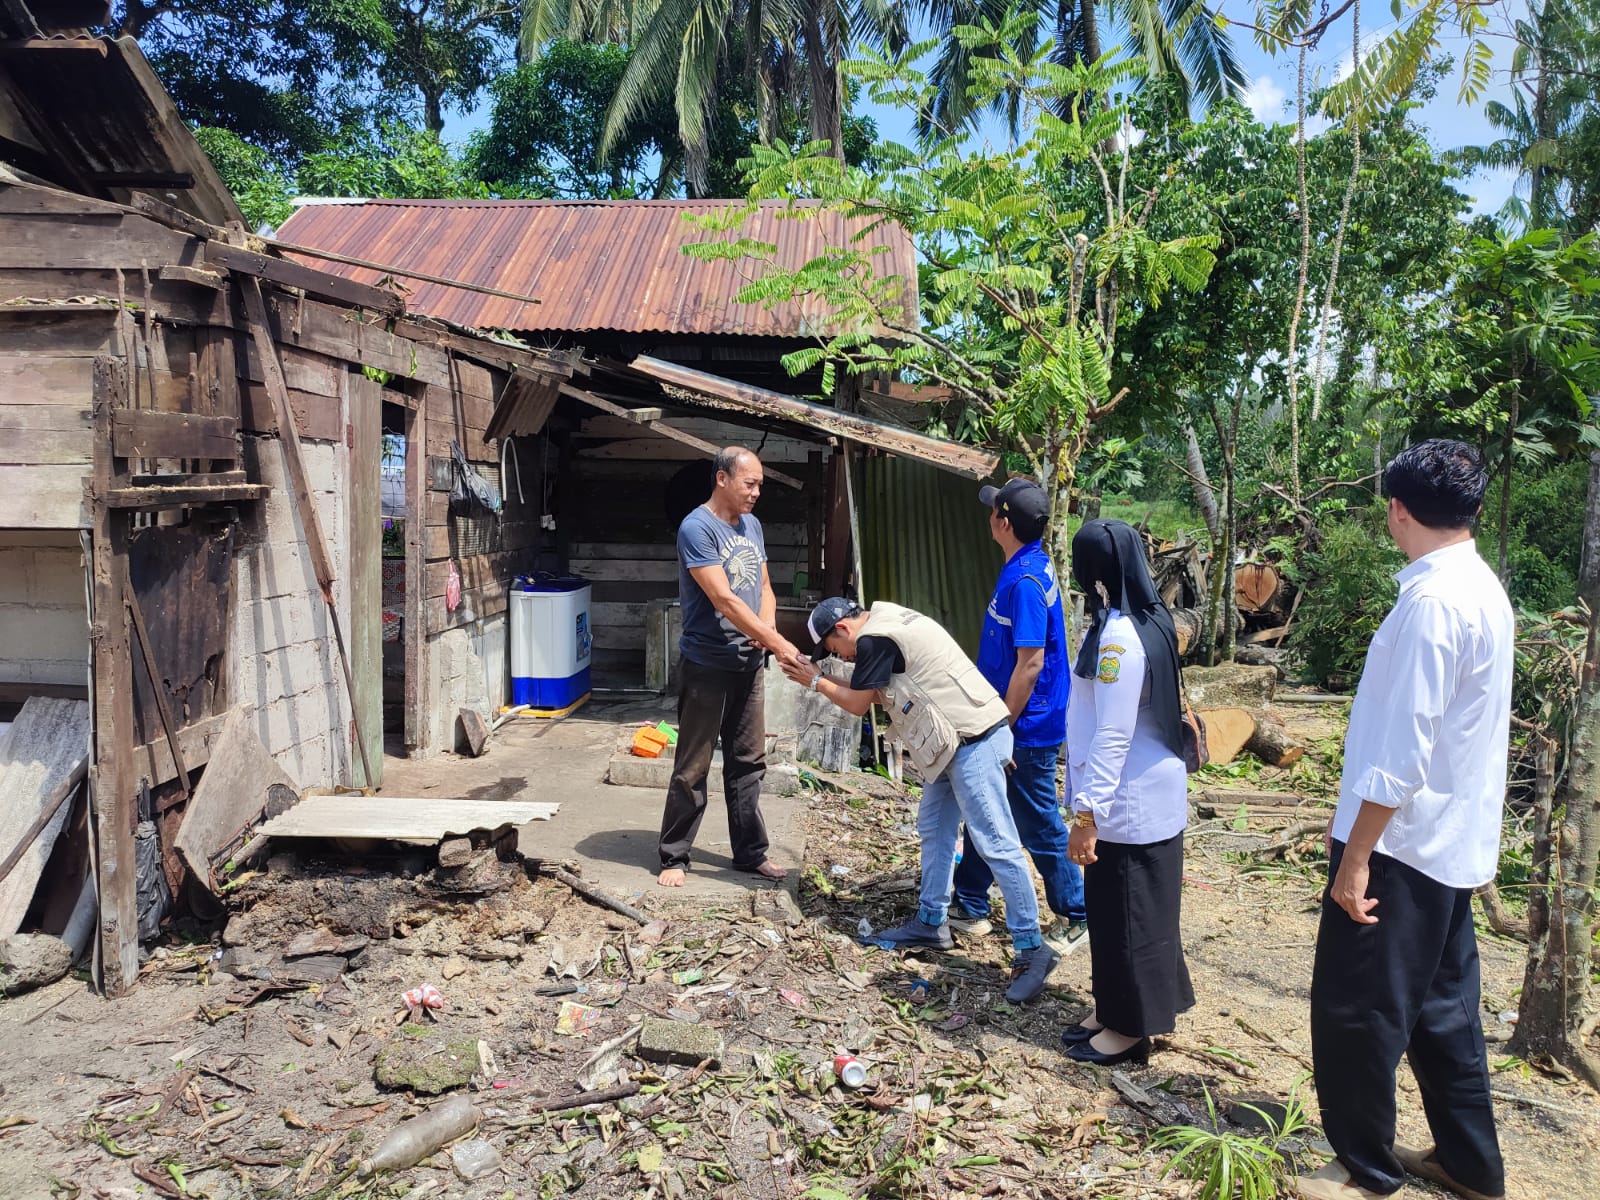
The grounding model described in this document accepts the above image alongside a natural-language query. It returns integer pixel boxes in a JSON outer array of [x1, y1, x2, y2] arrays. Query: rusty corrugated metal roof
[[275, 199, 917, 338]]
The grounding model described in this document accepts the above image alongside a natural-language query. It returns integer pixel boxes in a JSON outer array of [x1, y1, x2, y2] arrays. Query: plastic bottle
[[358, 1096, 479, 1177]]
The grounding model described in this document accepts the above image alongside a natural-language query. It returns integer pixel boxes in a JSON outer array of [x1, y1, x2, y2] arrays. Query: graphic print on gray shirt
[[677, 505, 768, 670]]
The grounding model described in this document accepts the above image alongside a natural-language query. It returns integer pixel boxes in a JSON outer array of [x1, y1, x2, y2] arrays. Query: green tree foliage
[[297, 124, 494, 202], [1461, 0, 1600, 235], [915, 0, 1246, 134], [689, 13, 1218, 566], [112, 1, 518, 156], [472, 40, 676, 196], [1290, 506, 1403, 689], [190, 128, 297, 229]]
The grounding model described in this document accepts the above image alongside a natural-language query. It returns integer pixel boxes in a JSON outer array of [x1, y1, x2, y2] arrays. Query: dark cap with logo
[[805, 596, 860, 661], [978, 478, 1049, 527]]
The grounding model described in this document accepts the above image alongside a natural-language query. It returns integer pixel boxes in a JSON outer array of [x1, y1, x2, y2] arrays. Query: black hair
[[1382, 439, 1487, 530], [1004, 508, 1047, 543]]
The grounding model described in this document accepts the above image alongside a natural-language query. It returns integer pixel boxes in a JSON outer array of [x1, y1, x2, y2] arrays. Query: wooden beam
[[132, 710, 227, 789], [89, 356, 138, 995], [110, 409, 237, 460], [631, 355, 1002, 480], [87, 171, 195, 189], [237, 274, 375, 790], [559, 383, 805, 490], [103, 482, 267, 509], [209, 243, 405, 317], [0, 38, 107, 57]]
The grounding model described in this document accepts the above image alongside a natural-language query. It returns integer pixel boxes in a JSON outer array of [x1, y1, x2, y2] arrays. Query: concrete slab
[[377, 697, 806, 909], [604, 745, 802, 795]]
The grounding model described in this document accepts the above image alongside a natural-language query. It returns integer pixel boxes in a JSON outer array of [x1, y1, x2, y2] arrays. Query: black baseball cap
[[805, 597, 859, 661], [978, 478, 1048, 526]]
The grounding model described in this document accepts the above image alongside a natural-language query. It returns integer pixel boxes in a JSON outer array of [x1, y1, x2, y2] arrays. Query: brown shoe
[[1293, 1161, 1390, 1200], [1393, 1143, 1505, 1200]]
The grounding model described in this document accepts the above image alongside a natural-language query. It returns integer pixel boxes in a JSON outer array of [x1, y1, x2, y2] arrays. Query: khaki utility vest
[[858, 603, 1009, 781]]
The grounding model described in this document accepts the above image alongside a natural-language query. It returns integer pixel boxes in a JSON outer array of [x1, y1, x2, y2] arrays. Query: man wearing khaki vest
[[782, 598, 1060, 1003]]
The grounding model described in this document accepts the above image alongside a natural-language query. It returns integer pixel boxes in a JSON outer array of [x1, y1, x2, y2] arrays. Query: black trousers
[[1311, 842, 1504, 1196], [658, 657, 768, 871]]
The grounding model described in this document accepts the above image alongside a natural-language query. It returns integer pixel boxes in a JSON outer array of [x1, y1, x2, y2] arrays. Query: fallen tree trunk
[[1245, 720, 1305, 768], [1197, 707, 1257, 765]]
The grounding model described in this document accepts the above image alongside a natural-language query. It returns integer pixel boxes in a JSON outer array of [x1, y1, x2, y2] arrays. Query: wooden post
[[236, 276, 376, 789], [806, 449, 824, 591], [89, 356, 139, 995], [822, 450, 851, 597], [404, 390, 428, 752]]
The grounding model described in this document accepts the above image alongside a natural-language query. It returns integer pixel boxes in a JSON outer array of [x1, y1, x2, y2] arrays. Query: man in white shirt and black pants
[[1297, 440, 1512, 1200]]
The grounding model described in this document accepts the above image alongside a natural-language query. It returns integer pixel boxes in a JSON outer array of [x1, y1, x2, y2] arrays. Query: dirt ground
[[1, 705, 1596, 1200]]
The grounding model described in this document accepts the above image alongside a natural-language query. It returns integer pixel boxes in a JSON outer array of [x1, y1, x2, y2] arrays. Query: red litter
[[401, 984, 445, 1014], [778, 988, 807, 1008]]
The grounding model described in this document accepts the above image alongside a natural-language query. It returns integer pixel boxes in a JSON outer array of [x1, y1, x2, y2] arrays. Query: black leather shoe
[[1060, 1022, 1098, 1045], [1066, 1036, 1151, 1066]]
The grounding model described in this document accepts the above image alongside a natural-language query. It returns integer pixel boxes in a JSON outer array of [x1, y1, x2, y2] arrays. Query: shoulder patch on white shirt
[[1097, 645, 1126, 683]]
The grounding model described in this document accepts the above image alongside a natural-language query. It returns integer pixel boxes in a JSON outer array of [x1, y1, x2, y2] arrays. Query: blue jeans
[[915, 723, 1041, 952], [953, 742, 1086, 923]]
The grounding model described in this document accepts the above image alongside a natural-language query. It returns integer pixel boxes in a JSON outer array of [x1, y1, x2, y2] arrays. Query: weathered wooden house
[[279, 200, 999, 689], [0, 8, 576, 992]]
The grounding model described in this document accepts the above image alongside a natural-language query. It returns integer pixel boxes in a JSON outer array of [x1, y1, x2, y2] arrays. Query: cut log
[[1183, 664, 1277, 710], [1244, 720, 1305, 768], [1234, 562, 1283, 614], [1171, 607, 1202, 658], [1196, 707, 1257, 766]]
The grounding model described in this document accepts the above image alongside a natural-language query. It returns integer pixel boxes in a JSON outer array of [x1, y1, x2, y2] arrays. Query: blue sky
[[442, 2, 1528, 217]]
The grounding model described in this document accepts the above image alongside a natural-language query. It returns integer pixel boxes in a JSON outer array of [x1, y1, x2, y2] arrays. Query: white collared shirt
[[1331, 540, 1514, 887], [1067, 610, 1188, 845]]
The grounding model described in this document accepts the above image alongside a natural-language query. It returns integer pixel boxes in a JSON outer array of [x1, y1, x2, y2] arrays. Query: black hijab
[[1070, 518, 1185, 760]]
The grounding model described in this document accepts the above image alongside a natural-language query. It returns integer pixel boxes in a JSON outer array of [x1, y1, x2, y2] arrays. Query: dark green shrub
[[1293, 506, 1404, 689]]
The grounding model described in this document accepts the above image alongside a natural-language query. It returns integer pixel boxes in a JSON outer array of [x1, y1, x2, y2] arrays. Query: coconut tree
[[523, 0, 906, 194], [915, 0, 1246, 135]]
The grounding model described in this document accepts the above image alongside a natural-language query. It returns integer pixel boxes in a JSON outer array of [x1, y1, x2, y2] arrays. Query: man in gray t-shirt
[[658, 447, 803, 888]]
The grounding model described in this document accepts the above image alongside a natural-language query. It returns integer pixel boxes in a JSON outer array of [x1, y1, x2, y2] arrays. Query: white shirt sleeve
[[1072, 622, 1146, 823], [1346, 595, 1460, 809]]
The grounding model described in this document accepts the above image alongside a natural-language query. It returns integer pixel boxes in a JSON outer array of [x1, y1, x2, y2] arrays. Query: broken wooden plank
[[110, 409, 237, 461], [560, 383, 804, 489], [103, 482, 267, 509], [459, 708, 490, 758], [173, 706, 300, 893], [0, 698, 91, 936], [207, 243, 405, 318], [254, 795, 558, 842], [125, 590, 192, 806]]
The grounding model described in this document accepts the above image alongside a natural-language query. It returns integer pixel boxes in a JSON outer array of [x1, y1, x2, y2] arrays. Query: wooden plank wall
[[0, 185, 553, 986], [565, 414, 822, 686]]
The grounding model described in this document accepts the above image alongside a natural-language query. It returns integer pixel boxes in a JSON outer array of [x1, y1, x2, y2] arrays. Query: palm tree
[[917, 0, 1246, 136], [523, 0, 906, 195], [1460, 0, 1600, 235]]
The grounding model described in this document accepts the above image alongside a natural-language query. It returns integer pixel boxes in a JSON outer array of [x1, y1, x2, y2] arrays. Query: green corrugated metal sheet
[[858, 456, 1001, 659]]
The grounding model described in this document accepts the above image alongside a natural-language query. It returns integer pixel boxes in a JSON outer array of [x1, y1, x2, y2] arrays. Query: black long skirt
[[1083, 830, 1194, 1038]]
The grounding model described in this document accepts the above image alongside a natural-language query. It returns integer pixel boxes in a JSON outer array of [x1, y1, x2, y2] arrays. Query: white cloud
[[1242, 76, 1287, 122]]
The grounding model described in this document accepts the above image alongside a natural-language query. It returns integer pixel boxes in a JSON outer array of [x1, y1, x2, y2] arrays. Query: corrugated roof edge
[[287, 197, 839, 209]]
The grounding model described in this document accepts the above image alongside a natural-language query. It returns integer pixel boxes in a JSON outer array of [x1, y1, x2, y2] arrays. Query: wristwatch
[[1073, 809, 1097, 830]]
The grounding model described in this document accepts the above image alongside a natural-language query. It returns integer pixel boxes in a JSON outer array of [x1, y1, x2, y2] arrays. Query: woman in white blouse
[[1061, 519, 1194, 1066]]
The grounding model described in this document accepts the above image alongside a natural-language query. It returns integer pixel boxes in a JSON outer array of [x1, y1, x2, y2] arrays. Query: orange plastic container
[[632, 727, 671, 757]]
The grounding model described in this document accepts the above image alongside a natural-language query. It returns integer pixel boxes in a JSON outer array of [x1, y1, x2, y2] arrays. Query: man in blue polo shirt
[[948, 478, 1087, 953]]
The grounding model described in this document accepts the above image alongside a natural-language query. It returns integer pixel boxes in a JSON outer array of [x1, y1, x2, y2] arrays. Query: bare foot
[[753, 860, 787, 881], [658, 867, 687, 887]]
